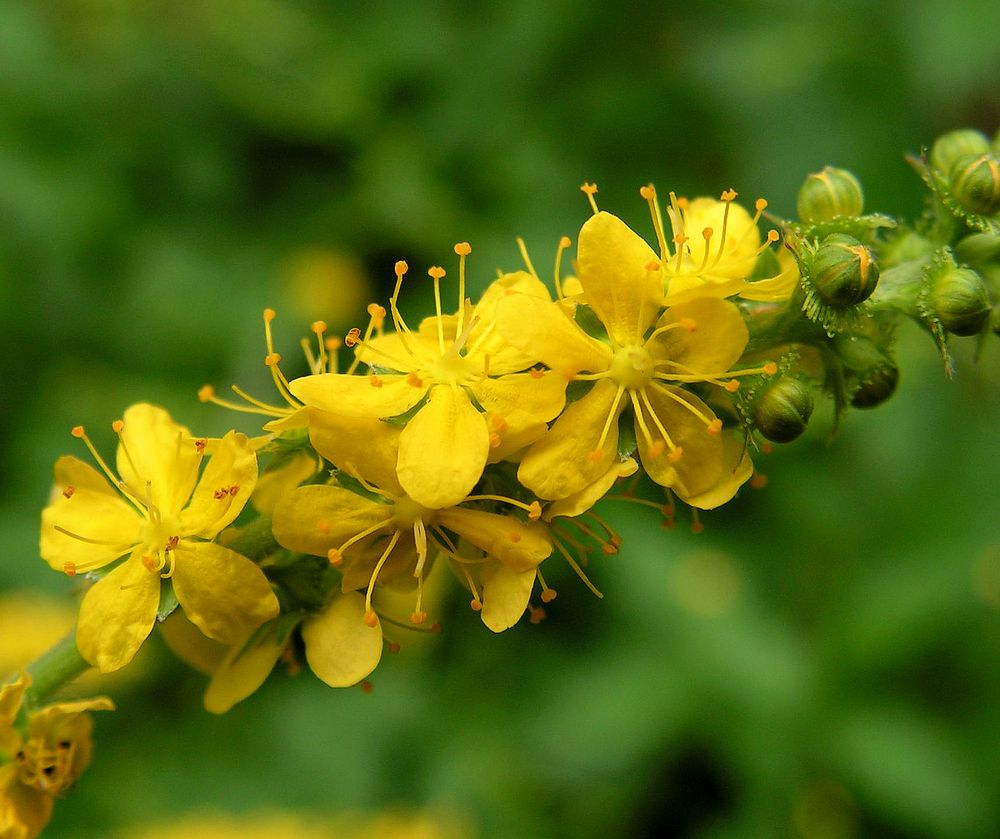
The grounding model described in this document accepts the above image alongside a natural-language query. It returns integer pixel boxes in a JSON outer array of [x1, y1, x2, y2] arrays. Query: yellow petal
[[170, 541, 279, 645], [577, 212, 663, 346], [397, 386, 489, 509], [355, 329, 431, 372], [272, 484, 393, 557], [116, 403, 200, 514], [306, 409, 403, 495], [180, 431, 257, 538], [740, 264, 800, 302], [52, 455, 116, 497], [0, 673, 28, 726], [302, 592, 382, 687], [289, 372, 426, 418], [472, 371, 568, 463], [677, 436, 753, 510], [204, 628, 286, 714], [480, 563, 535, 632], [40, 484, 140, 574], [251, 450, 320, 515], [635, 384, 723, 497], [77, 553, 160, 673], [435, 508, 551, 572], [464, 271, 553, 372], [157, 611, 228, 675], [544, 457, 639, 520], [517, 379, 624, 500], [0, 765, 53, 839], [29, 696, 115, 729], [494, 293, 612, 376], [650, 297, 748, 377]]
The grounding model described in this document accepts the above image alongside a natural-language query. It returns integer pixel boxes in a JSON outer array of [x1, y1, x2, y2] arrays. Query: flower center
[[609, 344, 655, 390], [426, 351, 475, 386], [391, 495, 436, 530]]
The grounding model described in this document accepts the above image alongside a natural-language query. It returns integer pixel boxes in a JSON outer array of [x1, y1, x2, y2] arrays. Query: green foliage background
[[1, 1, 999, 837]]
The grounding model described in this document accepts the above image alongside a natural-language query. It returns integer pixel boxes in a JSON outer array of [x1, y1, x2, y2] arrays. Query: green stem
[[23, 630, 90, 709]]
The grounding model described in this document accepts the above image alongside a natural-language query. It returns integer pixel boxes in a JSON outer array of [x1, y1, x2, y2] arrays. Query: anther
[[195, 438, 207, 453], [490, 415, 508, 433], [702, 227, 714, 241], [263, 308, 276, 323], [410, 611, 428, 625], [228, 485, 239, 495], [559, 236, 571, 248], [454, 242, 472, 256], [751, 473, 769, 490], [648, 440, 665, 458], [601, 542, 618, 556], [264, 353, 282, 366], [141, 555, 157, 572], [213, 488, 228, 500], [489, 432, 501, 449], [679, 317, 697, 332], [111, 420, 124, 433], [325, 336, 342, 351], [470, 598, 483, 612], [706, 419, 723, 435], [62, 486, 75, 499], [720, 188, 738, 202], [540, 588, 557, 603], [166, 535, 179, 550], [198, 385, 214, 402], [369, 374, 383, 389], [71, 426, 85, 438], [529, 606, 546, 624], [639, 185, 655, 200], [586, 450, 603, 462], [673, 234, 689, 247], [509, 531, 522, 543], [580, 182, 598, 195], [366, 303, 386, 320], [344, 327, 361, 347], [311, 320, 327, 334], [527, 501, 542, 521], [327, 548, 343, 566], [755, 198, 768, 212], [530, 367, 544, 379], [388, 642, 401, 654], [360, 681, 374, 694], [63, 562, 76, 576], [363, 610, 379, 628], [668, 447, 683, 464], [763, 362, 778, 375], [645, 260, 661, 272], [406, 372, 423, 388], [428, 266, 446, 280], [316, 520, 331, 535], [725, 380, 741, 393], [766, 229, 780, 243]]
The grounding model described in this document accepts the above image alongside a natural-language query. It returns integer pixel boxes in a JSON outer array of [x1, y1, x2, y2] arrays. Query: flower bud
[[929, 128, 990, 173], [796, 167, 864, 223], [929, 266, 991, 336], [949, 153, 1000, 215], [850, 363, 899, 409], [954, 231, 1000, 266], [810, 233, 879, 306], [754, 378, 814, 443]]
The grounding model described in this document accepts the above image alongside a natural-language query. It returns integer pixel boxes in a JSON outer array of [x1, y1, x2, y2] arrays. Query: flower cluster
[[10, 126, 1000, 834]]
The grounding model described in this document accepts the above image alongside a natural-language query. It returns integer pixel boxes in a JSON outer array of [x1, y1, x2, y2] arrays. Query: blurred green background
[[2, 1, 1000, 837]]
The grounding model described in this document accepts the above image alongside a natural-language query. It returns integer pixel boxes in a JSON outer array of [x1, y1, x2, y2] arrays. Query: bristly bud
[[797, 167, 864, 223], [929, 128, 991, 174], [754, 377, 814, 443], [949, 153, 1000, 216], [850, 362, 899, 408], [811, 233, 879, 307], [929, 266, 991, 336]]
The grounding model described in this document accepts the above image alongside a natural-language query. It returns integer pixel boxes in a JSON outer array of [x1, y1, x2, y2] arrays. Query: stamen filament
[[334, 516, 395, 557], [517, 237, 538, 278], [71, 427, 146, 513], [462, 494, 542, 520], [589, 385, 625, 461], [650, 382, 717, 428], [552, 538, 604, 599], [455, 243, 471, 336], [640, 185, 669, 264], [553, 236, 571, 300], [429, 267, 447, 354], [364, 529, 402, 616]]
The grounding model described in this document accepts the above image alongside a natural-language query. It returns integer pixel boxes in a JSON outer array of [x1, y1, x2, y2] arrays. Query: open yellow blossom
[[497, 211, 770, 505], [40, 404, 279, 673], [272, 420, 552, 634], [289, 250, 567, 509], [1, 674, 113, 839], [633, 186, 798, 305]]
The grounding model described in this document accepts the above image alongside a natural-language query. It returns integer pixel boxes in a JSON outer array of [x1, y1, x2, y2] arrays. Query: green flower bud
[[850, 363, 899, 409], [990, 303, 1000, 337], [954, 232, 1000, 266], [949, 153, 1000, 215], [929, 266, 991, 336], [810, 233, 879, 306], [796, 166, 864, 223], [754, 378, 814, 443], [929, 128, 990, 173]]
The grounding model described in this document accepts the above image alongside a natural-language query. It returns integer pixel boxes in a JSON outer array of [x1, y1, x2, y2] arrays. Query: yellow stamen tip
[[311, 320, 327, 334], [71, 425, 85, 438], [645, 260, 661, 272], [367, 303, 386, 319], [691, 521, 705, 535], [702, 226, 714, 240], [394, 260, 408, 277], [586, 450, 604, 463], [62, 485, 75, 499], [509, 531, 522, 543], [264, 353, 282, 367], [527, 501, 542, 521], [720, 188, 738, 202], [648, 440, 665, 458], [529, 607, 546, 624], [325, 336, 342, 350], [454, 242, 472, 256], [369, 374, 383, 389], [679, 317, 697, 332], [725, 380, 741, 393], [316, 519, 331, 535], [559, 236, 572, 248], [363, 610, 379, 628], [327, 548, 343, 566], [111, 420, 124, 433], [489, 432, 502, 449], [388, 642, 401, 654], [763, 362, 778, 376], [344, 327, 361, 347], [673, 234, 689, 246], [530, 367, 545, 379], [580, 182, 598, 195], [198, 385, 215, 402], [428, 266, 446, 280], [766, 229, 780, 243], [195, 438, 207, 453], [755, 198, 768, 212], [410, 611, 428, 625], [601, 543, 618, 556], [263, 308, 277, 323], [668, 446, 683, 464], [63, 561, 76, 576], [706, 419, 723, 435], [470, 598, 483, 612], [540, 588, 557, 603], [751, 473, 769, 490], [406, 371, 424, 388], [639, 184, 655, 200]]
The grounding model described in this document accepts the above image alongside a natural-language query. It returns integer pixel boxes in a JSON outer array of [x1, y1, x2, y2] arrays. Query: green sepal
[[907, 152, 1000, 236], [616, 409, 637, 460], [573, 302, 606, 339], [379, 396, 428, 426], [157, 580, 179, 622]]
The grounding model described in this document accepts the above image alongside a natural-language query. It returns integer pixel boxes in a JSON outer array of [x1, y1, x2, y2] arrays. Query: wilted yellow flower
[[497, 211, 767, 506], [40, 403, 279, 673], [0, 673, 113, 839], [290, 249, 566, 509]]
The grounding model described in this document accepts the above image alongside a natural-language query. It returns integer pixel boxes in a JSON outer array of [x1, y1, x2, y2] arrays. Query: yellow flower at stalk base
[[0, 673, 113, 839], [497, 209, 771, 505], [39, 404, 279, 673], [288, 246, 567, 509]]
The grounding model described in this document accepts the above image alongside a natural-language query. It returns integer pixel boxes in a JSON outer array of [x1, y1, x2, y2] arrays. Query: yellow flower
[[638, 186, 799, 305], [497, 212, 770, 505], [40, 403, 279, 673], [289, 249, 567, 509], [1, 674, 113, 839], [272, 419, 552, 636]]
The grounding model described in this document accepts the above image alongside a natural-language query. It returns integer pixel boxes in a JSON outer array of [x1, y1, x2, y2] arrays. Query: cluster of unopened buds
[[4, 126, 999, 837]]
